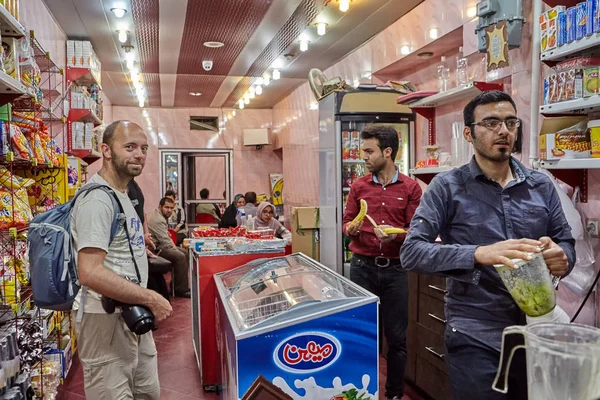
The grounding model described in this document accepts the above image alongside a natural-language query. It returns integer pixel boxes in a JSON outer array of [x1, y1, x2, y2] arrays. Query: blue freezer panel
[[237, 302, 378, 400], [217, 297, 238, 399]]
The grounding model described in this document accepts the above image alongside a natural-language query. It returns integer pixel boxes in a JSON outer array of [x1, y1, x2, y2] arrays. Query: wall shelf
[[0, 71, 33, 106], [66, 67, 102, 90], [538, 159, 600, 203], [540, 97, 600, 116], [68, 149, 101, 164], [409, 166, 455, 184], [404, 82, 504, 145], [342, 159, 364, 164], [68, 108, 102, 126], [0, 6, 26, 37], [541, 33, 600, 64]]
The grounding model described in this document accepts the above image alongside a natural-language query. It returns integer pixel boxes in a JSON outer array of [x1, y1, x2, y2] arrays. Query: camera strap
[[110, 192, 143, 283]]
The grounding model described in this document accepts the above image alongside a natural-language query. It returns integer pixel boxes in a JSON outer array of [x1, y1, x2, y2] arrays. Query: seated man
[[147, 197, 191, 298], [195, 188, 221, 223], [165, 190, 187, 246]]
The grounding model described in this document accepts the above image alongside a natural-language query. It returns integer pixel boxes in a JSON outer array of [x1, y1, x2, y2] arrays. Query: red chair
[[168, 229, 177, 244], [195, 213, 216, 224]]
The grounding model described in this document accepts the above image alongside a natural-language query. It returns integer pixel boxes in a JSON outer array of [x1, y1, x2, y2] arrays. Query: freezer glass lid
[[221, 254, 366, 331]]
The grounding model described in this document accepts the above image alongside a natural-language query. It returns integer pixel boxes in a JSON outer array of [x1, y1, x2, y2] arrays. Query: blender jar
[[494, 252, 556, 317]]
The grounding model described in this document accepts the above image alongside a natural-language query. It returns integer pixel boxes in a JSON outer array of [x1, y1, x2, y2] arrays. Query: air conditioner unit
[[243, 128, 270, 149]]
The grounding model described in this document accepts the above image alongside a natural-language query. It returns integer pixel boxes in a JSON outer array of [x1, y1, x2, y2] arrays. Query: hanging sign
[[486, 21, 510, 72]]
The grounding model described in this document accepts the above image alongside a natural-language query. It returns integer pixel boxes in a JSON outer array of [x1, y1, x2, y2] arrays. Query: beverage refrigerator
[[318, 90, 415, 277]]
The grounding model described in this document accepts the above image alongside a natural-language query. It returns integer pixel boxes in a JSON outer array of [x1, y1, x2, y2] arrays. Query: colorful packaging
[[577, 2, 587, 40], [342, 131, 351, 160], [588, 119, 600, 157], [557, 71, 568, 102], [565, 68, 584, 100], [543, 77, 550, 105], [584, 67, 599, 96], [595, 0, 600, 32], [350, 131, 360, 160], [0, 167, 34, 191], [540, 11, 549, 51], [549, 74, 559, 103], [0, 187, 34, 228], [568, 7, 577, 42], [558, 10, 568, 46], [586, 0, 596, 34]]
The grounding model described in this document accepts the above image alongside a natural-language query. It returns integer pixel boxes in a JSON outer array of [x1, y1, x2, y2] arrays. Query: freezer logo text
[[274, 332, 341, 373]]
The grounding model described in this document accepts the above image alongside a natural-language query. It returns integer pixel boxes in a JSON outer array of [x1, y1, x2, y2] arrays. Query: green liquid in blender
[[508, 280, 555, 317]]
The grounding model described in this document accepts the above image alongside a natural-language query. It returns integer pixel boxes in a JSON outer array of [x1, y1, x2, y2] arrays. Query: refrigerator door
[[217, 254, 372, 332]]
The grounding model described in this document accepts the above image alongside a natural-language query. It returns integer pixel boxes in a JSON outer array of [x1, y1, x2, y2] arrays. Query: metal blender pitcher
[[492, 322, 600, 400]]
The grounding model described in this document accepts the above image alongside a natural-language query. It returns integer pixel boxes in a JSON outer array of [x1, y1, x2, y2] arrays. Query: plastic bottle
[[437, 56, 449, 92], [456, 46, 468, 87], [451, 124, 460, 166]]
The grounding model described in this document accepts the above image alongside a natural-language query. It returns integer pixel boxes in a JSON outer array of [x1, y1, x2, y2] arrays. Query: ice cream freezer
[[214, 253, 379, 400]]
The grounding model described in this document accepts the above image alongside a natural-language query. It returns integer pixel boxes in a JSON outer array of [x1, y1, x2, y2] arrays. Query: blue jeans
[[445, 324, 528, 400], [350, 255, 408, 398]]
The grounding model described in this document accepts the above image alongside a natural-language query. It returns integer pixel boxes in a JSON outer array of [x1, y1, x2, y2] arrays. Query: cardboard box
[[74, 41, 83, 67], [45, 339, 73, 379], [291, 207, 320, 261], [82, 41, 92, 68], [539, 116, 591, 160], [66, 40, 75, 67]]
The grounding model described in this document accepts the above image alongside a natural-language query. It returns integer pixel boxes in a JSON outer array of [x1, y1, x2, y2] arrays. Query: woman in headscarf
[[255, 202, 292, 244], [219, 194, 246, 228]]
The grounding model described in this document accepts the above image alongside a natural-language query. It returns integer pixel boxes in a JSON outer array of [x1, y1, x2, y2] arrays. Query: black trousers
[[350, 255, 408, 398]]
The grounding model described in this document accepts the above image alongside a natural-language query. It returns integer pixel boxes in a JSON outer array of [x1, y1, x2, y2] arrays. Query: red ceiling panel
[[176, 0, 273, 76], [223, 0, 327, 107], [131, 0, 161, 104], [173, 75, 228, 107]]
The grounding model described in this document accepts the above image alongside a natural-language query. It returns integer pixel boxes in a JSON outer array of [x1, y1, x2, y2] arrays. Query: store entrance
[[159, 149, 233, 229]]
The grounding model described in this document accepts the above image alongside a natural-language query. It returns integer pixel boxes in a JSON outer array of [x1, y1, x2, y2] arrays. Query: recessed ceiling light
[[203, 41, 225, 48], [418, 51, 434, 59], [189, 92, 202, 96], [111, 7, 127, 18]]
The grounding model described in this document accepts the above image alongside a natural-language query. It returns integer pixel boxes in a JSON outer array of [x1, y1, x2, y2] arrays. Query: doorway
[[159, 149, 233, 229]]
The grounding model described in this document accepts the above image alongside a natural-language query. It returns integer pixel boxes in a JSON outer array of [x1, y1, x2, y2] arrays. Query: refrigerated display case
[[318, 90, 415, 276], [191, 249, 284, 390], [214, 253, 379, 400]]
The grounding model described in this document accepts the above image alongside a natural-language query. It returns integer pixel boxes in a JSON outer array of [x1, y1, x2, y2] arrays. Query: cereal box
[[583, 67, 599, 96]]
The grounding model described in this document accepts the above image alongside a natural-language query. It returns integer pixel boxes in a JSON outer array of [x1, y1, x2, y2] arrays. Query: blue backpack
[[28, 183, 124, 311]]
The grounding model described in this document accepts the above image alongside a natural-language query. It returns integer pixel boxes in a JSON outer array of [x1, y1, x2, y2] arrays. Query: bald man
[[71, 120, 172, 399]]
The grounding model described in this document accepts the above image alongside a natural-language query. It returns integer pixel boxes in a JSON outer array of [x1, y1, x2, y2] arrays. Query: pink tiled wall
[[273, 0, 598, 324], [105, 107, 281, 214]]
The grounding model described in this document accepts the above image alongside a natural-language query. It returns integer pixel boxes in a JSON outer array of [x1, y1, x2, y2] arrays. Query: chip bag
[[0, 167, 34, 191], [8, 124, 33, 159], [0, 187, 33, 228]]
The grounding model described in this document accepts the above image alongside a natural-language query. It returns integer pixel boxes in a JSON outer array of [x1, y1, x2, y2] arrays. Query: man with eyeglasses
[[400, 91, 575, 400]]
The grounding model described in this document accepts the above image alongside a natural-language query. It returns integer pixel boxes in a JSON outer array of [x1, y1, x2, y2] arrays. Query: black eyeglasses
[[471, 118, 521, 132]]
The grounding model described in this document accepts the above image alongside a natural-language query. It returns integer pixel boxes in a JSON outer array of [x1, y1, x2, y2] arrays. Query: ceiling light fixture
[[111, 7, 127, 18], [263, 73, 271, 86], [429, 28, 439, 40], [467, 7, 477, 18], [249, 86, 256, 99], [273, 68, 281, 80], [138, 98, 145, 108], [189, 92, 202, 96], [256, 85, 263, 95], [272, 59, 284, 69], [239, 99, 245, 109], [117, 30, 129, 43], [244, 93, 250, 104], [232, 110, 236, 116], [299, 38, 309, 52], [400, 45, 410, 55], [315, 22, 328, 36], [203, 41, 225, 48], [339, 0, 351, 12], [126, 59, 135, 70]]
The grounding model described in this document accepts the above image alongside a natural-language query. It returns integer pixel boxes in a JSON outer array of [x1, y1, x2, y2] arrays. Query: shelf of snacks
[[68, 108, 101, 125], [0, 2, 26, 37], [541, 33, 600, 63], [66, 67, 102, 90], [0, 70, 33, 106], [540, 97, 600, 115]]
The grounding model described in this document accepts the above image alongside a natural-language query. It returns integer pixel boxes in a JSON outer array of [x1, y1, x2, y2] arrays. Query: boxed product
[[540, 6, 565, 52], [583, 66, 599, 96], [539, 116, 591, 160], [45, 339, 73, 380], [291, 207, 320, 261], [66, 40, 75, 67], [587, 119, 600, 158], [342, 131, 351, 159], [576, 1, 587, 40], [74, 40, 83, 67]]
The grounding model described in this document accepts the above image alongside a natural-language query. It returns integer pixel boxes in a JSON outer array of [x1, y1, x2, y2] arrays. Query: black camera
[[101, 296, 155, 335]]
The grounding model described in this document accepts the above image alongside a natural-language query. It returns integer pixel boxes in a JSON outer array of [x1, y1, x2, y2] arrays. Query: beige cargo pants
[[75, 313, 160, 400]]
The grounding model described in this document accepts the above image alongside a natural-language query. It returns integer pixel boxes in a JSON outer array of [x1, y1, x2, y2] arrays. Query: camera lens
[[121, 305, 155, 335]]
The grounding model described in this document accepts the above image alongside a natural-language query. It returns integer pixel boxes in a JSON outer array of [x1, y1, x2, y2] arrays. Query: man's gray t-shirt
[[71, 174, 148, 313]]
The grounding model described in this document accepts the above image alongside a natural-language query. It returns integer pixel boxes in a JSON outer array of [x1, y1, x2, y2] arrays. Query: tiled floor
[[57, 297, 419, 400]]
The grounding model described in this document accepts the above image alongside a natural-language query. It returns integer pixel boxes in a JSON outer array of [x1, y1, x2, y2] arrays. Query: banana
[[383, 227, 407, 235], [350, 199, 368, 226]]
